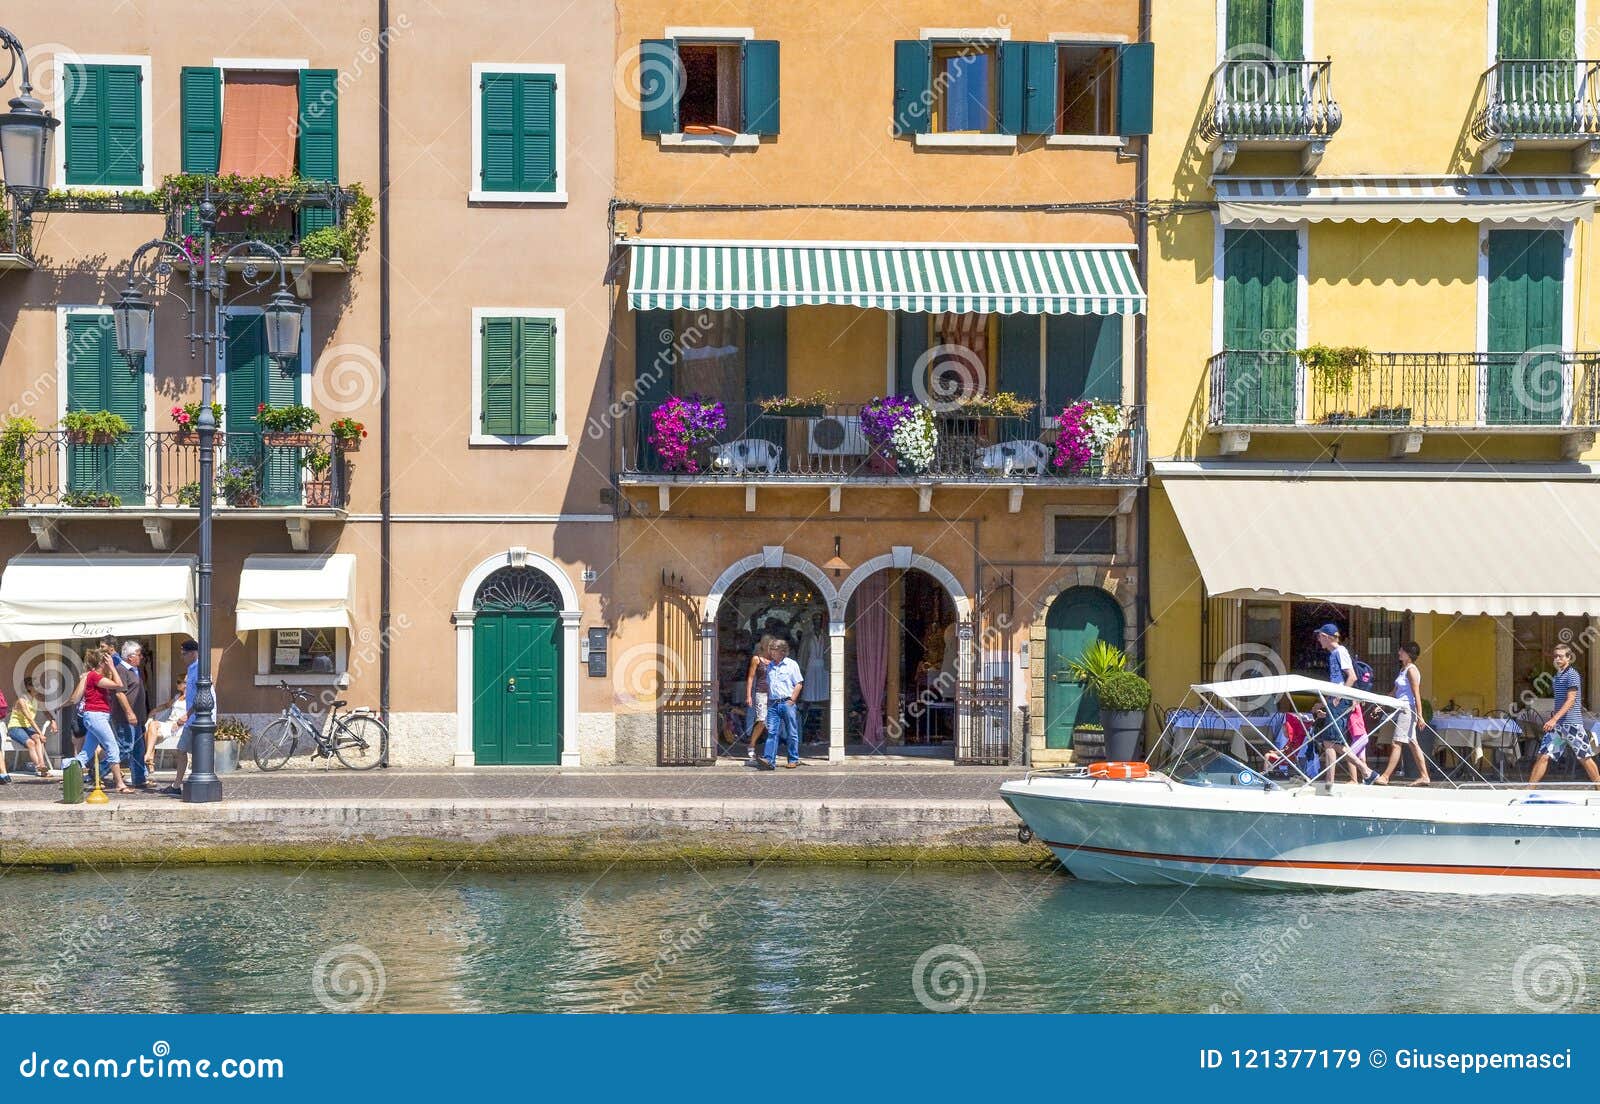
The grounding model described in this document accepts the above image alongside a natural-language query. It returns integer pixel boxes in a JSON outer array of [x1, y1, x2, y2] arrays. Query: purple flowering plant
[[649, 394, 727, 473], [860, 395, 917, 459]]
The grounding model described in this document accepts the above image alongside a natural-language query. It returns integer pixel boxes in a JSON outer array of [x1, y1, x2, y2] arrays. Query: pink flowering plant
[[171, 401, 223, 429], [648, 395, 727, 473], [1052, 402, 1123, 473], [860, 395, 937, 473]]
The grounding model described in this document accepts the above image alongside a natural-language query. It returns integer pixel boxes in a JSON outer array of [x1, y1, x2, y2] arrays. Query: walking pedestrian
[[757, 639, 804, 771], [742, 634, 773, 765], [1313, 624, 1380, 785], [67, 646, 132, 794], [1529, 642, 1600, 788], [1378, 641, 1431, 786], [160, 640, 204, 796], [114, 641, 152, 790], [6, 677, 54, 778]]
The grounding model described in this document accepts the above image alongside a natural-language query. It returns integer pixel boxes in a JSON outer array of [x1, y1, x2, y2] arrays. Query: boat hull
[[1001, 777, 1600, 895]]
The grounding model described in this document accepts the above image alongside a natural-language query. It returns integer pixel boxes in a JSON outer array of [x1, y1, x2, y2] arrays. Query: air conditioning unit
[[807, 414, 868, 456]]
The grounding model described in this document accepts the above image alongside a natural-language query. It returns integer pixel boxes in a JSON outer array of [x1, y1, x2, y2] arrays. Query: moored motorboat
[[1001, 676, 1600, 895]]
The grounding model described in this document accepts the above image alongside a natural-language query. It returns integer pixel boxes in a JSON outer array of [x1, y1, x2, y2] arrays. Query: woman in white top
[[1377, 642, 1431, 786]]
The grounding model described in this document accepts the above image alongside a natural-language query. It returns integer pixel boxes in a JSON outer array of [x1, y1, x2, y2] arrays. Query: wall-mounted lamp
[[824, 535, 851, 577]]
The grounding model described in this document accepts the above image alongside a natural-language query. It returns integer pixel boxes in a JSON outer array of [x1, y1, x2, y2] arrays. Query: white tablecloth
[[1428, 715, 1522, 757]]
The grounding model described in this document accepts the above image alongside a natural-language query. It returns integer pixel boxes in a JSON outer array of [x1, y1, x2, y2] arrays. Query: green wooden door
[[224, 314, 304, 505], [1222, 229, 1298, 425], [1044, 587, 1126, 750], [1498, 0, 1575, 58], [473, 610, 561, 765], [65, 313, 144, 504], [1487, 229, 1565, 426]]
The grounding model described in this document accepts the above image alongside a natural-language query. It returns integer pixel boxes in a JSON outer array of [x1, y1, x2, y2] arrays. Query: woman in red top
[[69, 646, 131, 794]]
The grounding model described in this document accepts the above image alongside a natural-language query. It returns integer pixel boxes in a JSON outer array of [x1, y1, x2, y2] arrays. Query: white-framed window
[[1047, 33, 1129, 146], [643, 27, 779, 148], [53, 53, 153, 191], [914, 26, 1016, 149], [470, 62, 567, 203], [470, 306, 567, 446], [254, 626, 347, 686], [1046, 505, 1125, 562]]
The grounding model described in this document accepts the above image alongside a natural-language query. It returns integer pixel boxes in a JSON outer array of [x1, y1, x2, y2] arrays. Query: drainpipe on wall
[[377, 0, 393, 762], [1134, 0, 1153, 668]]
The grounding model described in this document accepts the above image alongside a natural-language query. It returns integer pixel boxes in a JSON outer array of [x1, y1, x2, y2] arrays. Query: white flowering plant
[[889, 405, 938, 473]]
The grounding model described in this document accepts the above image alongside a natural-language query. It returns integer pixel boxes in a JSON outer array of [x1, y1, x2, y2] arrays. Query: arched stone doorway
[[714, 566, 831, 756], [842, 566, 962, 756], [453, 549, 581, 767]]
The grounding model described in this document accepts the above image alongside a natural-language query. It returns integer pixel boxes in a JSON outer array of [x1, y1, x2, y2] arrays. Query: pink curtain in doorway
[[855, 572, 889, 747]]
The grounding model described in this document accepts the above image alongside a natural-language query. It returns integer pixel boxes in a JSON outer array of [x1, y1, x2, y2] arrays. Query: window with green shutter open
[[63, 63, 144, 186], [479, 72, 558, 193], [480, 316, 557, 439], [638, 39, 779, 137]]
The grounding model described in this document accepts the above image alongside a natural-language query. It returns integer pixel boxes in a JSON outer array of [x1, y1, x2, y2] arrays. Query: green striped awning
[[625, 240, 1145, 315]]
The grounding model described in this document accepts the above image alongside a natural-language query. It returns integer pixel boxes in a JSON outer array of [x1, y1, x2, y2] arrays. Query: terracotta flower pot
[[65, 430, 120, 447], [333, 436, 362, 452], [262, 431, 321, 448], [303, 480, 334, 508]]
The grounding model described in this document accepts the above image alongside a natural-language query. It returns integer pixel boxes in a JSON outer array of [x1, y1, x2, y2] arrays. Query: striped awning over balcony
[[1214, 175, 1599, 225], [624, 239, 1145, 315]]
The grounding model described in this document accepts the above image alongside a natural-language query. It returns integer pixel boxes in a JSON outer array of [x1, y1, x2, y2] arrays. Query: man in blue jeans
[[99, 636, 149, 789], [759, 640, 804, 770]]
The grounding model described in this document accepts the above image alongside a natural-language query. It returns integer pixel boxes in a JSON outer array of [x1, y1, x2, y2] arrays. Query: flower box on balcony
[[174, 429, 225, 447], [303, 480, 334, 508], [64, 430, 122, 447], [333, 436, 361, 453], [262, 432, 321, 448]]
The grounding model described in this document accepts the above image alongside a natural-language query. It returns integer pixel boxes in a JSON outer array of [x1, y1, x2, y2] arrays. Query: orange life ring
[[1087, 761, 1149, 779]]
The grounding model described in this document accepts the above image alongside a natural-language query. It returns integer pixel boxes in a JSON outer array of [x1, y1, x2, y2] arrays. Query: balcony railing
[[12, 430, 348, 510], [1473, 59, 1600, 142], [1203, 59, 1341, 171], [620, 402, 1145, 484], [164, 180, 360, 262], [1207, 350, 1600, 431]]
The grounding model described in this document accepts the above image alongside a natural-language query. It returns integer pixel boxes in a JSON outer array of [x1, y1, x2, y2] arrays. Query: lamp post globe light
[[113, 181, 303, 803], [0, 28, 58, 197]]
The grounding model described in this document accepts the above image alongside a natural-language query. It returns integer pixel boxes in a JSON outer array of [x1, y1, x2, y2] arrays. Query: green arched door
[[1044, 587, 1126, 749], [472, 567, 563, 765]]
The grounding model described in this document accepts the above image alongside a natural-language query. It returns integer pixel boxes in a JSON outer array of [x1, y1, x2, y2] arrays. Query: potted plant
[[171, 401, 224, 445], [304, 445, 335, 507], [219, 463, 260, 507], [647, 394, 726, 473], [60, 489, 122, 508], [213, 716, 252, 774], [1066, 640, 1130, 762], [60, 410, 131, 447], [0, 415, 39, 510], [860, 395, 937, 474], [1096, 670, 1152, 761], [256, 403, 321, 447], [1298, 343, 1372, 400], [330, 417, 366, 452], [1052, 402, 1123, 475], [758, 389, 838, 419], [176, 481, 203, 507]]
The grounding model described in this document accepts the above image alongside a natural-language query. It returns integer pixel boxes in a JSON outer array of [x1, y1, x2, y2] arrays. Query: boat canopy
[[1192, 674, 1406, 711]]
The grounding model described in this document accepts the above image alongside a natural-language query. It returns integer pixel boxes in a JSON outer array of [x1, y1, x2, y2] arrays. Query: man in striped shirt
[[1530, 642, 1600, 787]]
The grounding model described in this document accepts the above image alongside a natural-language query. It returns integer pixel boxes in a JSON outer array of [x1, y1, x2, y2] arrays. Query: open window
[[639, 36, 780, 142], [932, 42, 998, 132], [1057, 44, 1119, 136]]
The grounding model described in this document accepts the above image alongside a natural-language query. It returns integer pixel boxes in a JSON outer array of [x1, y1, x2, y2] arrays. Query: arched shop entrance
[[714, 567, 832, 753], [1043, 586, 1127, 751], [844, 568, 958, 754]]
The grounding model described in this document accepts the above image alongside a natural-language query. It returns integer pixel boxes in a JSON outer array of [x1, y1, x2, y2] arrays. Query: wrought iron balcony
[[1206, 349, 1600, 456], [1473, 59, 1600, 171], [8, 430, 349, 511], [1203, 59, 1341, 173], [619, 402, 1146, 487]]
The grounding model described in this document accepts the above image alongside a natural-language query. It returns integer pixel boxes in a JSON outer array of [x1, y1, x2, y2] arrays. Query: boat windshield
[[1168, 746, 1280, 791]]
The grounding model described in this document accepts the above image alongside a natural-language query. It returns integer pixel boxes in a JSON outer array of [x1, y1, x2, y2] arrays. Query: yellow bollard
[[84, 748, 109, 805]]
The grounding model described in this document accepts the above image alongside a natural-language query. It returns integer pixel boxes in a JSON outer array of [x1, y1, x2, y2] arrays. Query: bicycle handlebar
[[276, 680, 313, 703]]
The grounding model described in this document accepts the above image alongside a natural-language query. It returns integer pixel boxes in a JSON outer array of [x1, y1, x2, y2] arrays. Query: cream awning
[[1214, 175, 1598, 225], [625, 238, 1146, 315], [1162, 476, 1600, 616], [235, 554, 356, 635], [0, 555, 197, 643]]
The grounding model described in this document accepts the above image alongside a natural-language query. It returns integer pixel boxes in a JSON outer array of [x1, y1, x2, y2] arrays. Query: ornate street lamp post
[[111, 181, 302, 803], [0, 28, 61, 198]]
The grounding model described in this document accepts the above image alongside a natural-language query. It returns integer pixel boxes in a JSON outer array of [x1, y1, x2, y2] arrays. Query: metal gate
[[658, 570, 716, 765], [956, 580, 1017, 764]]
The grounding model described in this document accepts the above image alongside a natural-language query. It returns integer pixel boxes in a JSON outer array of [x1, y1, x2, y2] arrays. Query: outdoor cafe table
[[1427, 714, 1522, 761]]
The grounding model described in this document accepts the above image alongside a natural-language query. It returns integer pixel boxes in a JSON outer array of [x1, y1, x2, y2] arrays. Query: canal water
[[3, 864, 1595, 1013]]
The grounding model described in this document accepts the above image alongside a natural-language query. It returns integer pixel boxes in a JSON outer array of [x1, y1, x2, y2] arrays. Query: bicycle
[[253, 681, 389, 771]]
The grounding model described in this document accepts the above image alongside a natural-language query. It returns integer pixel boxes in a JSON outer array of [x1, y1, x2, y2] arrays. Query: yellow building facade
[[1146, 0, 1600, 745]]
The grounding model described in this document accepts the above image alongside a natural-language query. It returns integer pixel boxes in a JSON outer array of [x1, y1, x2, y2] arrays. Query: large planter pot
[[1102, 709, 1145, 762], [213, 739, 240, 774], [1071, 726, 1106, 763]]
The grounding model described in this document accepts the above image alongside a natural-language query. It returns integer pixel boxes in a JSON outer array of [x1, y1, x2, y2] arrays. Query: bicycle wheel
[[332, 714, 388, 770], [253, 717, 298, 771]]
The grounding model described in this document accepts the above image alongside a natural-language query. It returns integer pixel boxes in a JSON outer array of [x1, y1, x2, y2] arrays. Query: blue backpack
[[1349, 655, 1376, 693]]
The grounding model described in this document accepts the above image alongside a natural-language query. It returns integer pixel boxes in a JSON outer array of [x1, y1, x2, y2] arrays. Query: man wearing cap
[[160, 640, 211, 796], [1313, 623, 1379, 785]]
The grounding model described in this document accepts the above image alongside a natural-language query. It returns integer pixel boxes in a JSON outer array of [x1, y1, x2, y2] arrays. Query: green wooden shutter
[[224, 313, 301, 505], [1226, 0, 1270, 52], [639, 41, 681, 136], [1046, 315, 1122, 409], [997, 42, 1026, 135], [1487, 229, 1565, 425], [65, 314, 107, 497], [480, 72, 518, 191], [62, 65, 103, 184], [894, 311, 929, 394], [180, 67, 221, 174], [65, 314, 144, 503], [1270, 0, 1305, 60], [997, 315, 1041, 404], [1023, 43, 1059, 135], [64, 64, 142, 186], [481, 317, 517, 435], [261, 335, 304, 505], [1116, 44, 1155, 136], [743, 308, 787, 454], [742, 40, 780, 135], [297, 69, 339, 235], [516, 317, 556, 437], [1222, 228, 1298, 424], [892, 40, 932, 135], [1499, 0, 1574, 58], [520, 74, 557, 192]]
